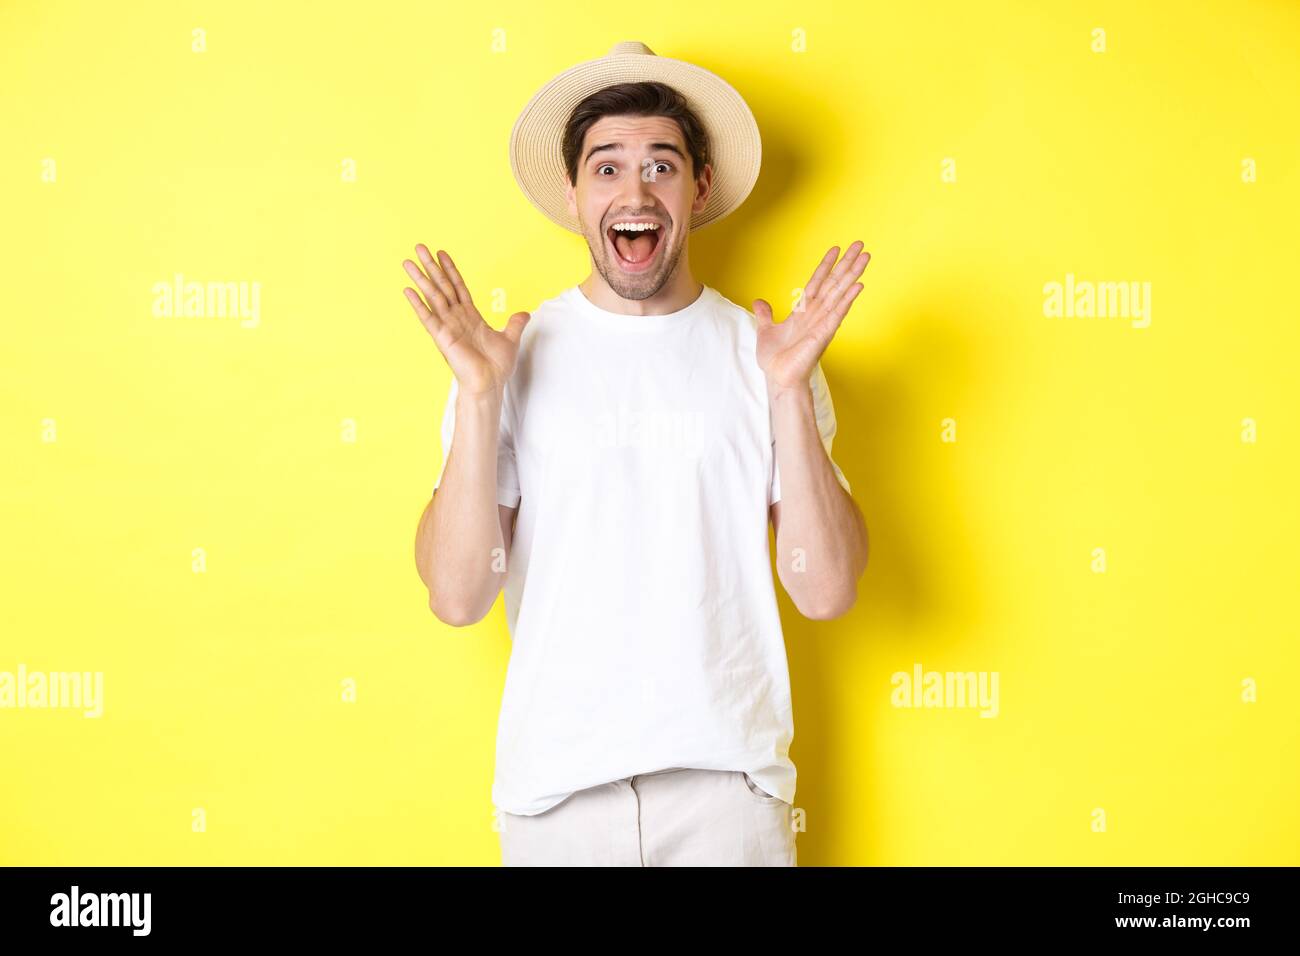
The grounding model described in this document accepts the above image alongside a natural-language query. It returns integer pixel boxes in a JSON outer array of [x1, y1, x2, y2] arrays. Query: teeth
[[611, 222, 661, 232]]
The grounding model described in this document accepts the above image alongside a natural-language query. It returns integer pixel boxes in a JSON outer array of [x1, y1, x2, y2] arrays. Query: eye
[[653, 161, 673, 174], [597, 164, 616, 176]]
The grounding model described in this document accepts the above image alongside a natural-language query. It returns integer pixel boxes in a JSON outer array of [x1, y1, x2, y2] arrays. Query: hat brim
[[509, 50, 761, 234]]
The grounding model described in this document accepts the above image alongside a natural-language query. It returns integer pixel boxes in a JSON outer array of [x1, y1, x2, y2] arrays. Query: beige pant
[[498, 767, 798, 866]]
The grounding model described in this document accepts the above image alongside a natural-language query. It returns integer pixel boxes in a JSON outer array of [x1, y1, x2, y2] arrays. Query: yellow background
[[2, 0, 1297, 865]]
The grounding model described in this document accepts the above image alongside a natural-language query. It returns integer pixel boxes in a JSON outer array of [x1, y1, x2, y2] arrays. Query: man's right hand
[[402, 245, 530, 395]]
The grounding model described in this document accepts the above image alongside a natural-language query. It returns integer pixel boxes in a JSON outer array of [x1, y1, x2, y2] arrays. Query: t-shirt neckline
[[568, 283, 715, 330]]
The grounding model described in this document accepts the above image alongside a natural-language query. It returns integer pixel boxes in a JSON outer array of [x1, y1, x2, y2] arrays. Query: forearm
[[770, 383, 868, 618], [416, 387, 508, 625]]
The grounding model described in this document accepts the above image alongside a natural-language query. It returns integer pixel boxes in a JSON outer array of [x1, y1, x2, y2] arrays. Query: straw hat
[[508, 40, 762, 234]]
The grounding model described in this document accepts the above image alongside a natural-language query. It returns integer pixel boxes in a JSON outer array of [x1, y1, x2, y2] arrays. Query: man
[[403, 41, 869, 866]]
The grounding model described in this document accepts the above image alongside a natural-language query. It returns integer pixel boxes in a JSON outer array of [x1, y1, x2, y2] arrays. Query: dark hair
[[562, 81, 711, 187]]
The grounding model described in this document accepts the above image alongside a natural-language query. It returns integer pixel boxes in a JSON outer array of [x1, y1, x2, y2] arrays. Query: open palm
[[754, 241, 870, 391], [402, 245, 530, 395]]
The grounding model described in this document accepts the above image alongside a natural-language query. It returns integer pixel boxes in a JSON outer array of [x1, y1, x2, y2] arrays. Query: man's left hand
[[754, 241, 870, 394]]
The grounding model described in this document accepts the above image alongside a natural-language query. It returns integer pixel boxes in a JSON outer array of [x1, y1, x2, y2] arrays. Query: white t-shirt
[[432, 283, 851, 815]]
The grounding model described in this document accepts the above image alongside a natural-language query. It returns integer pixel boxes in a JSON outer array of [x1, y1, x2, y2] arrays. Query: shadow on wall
[[690, 87, 996, 858], [782, 300, 996, 864]]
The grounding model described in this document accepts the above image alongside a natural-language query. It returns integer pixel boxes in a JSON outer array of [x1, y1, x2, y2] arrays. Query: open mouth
[[607, 221, 665, 272]]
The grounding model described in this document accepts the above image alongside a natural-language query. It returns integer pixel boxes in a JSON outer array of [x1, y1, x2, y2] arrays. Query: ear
[[564, 176, 577, 220], [692, 162, 713, 216]]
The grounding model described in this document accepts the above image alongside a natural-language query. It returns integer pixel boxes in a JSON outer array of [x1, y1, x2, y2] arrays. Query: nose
[[616, 167, 659, 212]]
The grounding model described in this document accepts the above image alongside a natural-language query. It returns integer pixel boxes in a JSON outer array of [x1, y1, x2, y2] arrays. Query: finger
[[502, 311, 531, 346], [435, 249, 474, 308], [402, 259, 447, 316], [752, 298, 775, 328], [838, 280, 865, 316], [415, 245, 459, 307], [403, 258, 451, 318], [820, 249, 870, 311], [402, 286, 442, 335], [802, 246, 840, 303], [817, 241, 865, 305], [800, 286, 860, 360], [821, 281, 864, 334]]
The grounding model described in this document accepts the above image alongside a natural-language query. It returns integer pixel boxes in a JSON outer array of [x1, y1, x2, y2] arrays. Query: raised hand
[[753, 241, 869, 393], [402, 246, 530, 396]]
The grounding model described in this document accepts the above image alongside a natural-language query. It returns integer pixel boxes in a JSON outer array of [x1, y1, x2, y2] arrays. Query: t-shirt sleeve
[[769, 361, 851, 506], [432, 375, 522, 508]]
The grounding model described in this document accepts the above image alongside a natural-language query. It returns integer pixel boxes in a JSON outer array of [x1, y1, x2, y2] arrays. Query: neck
[[579, 257, 704, 316]]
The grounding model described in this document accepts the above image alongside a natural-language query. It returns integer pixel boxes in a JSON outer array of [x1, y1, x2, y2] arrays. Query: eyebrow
[[584, 142, 686, 165]]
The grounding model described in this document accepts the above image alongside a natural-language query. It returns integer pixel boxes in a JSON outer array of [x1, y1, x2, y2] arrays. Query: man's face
[[565, 114, 712, 300]]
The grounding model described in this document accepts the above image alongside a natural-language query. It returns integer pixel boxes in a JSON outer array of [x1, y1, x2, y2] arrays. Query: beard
[[581, 215, 682, 301]]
